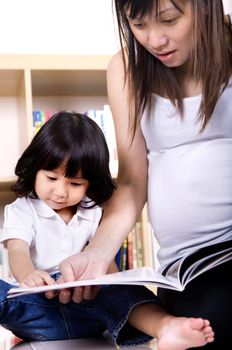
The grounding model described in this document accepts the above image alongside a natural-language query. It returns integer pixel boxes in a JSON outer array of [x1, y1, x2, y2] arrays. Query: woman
[[59, 1, 232, 349]]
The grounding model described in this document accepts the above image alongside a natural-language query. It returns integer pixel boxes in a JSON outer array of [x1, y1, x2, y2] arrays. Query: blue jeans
[[0, 278, 158, 346]]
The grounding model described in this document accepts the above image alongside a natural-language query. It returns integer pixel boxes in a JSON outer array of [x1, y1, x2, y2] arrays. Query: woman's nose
[[147, 28, 168, 51]]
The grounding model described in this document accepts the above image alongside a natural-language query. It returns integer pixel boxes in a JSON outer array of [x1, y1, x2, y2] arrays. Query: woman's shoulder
[[107, 49, 129, 96], [107, 49, 127, 73]]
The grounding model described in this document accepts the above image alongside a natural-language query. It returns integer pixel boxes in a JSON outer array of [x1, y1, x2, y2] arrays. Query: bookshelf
[[116, 204, 159, 272], [0, 54, 113, 183]]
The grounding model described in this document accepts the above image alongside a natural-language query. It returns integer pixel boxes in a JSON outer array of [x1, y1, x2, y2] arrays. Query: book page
[[7, 266, 182, 298]]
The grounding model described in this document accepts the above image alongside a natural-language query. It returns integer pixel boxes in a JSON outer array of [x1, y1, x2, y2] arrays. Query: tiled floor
[[0, 327, 157, 350]]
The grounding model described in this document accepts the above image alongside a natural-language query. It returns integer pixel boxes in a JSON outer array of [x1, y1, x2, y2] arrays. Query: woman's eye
[[127, 17, 145, 28], [161, 17, 179, 24], [132, 22, 145, 28], [133, 22, 143, 27]]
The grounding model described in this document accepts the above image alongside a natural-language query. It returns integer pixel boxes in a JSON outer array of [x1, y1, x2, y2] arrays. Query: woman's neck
[[181, 78, 202, 98], [174, 64, 202, 98]]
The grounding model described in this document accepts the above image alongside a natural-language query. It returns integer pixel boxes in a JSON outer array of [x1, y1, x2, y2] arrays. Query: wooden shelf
[[0, 177, 16, 191], [0, 54, 111, 70], [31, 70, 107, 96], [0, 70, 24, 96]]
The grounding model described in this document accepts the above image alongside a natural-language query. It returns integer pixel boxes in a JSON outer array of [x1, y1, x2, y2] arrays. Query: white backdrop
[[0, 0, 231, 55], [223, 0, 232, 13], [0, 0, 119, 54]]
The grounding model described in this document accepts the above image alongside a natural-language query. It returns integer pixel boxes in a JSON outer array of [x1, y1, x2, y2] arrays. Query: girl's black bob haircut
[[12, 111, 116, 208]]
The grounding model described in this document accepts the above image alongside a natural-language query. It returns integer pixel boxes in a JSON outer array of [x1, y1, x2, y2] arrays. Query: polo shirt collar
[[28, 197, 98, 221]]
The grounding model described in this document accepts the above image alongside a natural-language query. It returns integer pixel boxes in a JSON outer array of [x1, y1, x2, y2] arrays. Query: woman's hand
[[58, 250, 109, 304]]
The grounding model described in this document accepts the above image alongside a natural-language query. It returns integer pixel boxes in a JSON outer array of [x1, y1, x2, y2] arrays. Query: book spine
[[141, 204, 155, 268], [127, 229, 134, 269], [135, 220, 144, 268], [119, 238, 128, 271], [86, 106, 118, 176], [32, 110, 54, 134]]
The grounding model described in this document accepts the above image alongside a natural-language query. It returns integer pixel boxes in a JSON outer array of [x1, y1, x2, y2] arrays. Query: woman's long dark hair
[[114, 0, 232, 135], [12, 111, 116, 208]]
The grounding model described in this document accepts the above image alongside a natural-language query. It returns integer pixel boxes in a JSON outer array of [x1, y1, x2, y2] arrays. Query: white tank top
[[141, 77, 232, 272]]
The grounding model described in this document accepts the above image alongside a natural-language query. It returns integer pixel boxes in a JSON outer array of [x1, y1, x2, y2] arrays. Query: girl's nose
[[54, 184, 67, 198], [54, 192, 65, 199]]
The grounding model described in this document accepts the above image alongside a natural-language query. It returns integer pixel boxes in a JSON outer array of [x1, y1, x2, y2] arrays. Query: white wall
[[0, 0, 230, 55], [223, 0, 232, 13], [0, 0, 119, 54]]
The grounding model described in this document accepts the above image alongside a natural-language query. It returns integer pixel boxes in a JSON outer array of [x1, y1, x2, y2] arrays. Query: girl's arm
[[59, 51, 148, 303], [7, 238, 35, 281], [7, 238, 55, 287]]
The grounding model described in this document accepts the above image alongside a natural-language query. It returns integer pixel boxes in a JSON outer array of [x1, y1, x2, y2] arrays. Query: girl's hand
[[19, 270, 55, 288]]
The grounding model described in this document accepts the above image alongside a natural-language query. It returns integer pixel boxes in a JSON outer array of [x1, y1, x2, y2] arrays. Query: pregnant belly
[[147, 138, 232, 249]]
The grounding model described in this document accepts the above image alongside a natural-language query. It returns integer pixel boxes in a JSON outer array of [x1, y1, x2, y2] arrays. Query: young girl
[[0, 111, 160, 346], [57, 2, 232, 349]]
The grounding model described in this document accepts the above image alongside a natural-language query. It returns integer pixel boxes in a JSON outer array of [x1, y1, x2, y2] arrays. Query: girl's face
[[35, 167, 89, 211], [126, 0, 194, 68]]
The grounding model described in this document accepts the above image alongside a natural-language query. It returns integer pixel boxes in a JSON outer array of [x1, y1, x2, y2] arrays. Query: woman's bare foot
[[157, 317, 214, 350]]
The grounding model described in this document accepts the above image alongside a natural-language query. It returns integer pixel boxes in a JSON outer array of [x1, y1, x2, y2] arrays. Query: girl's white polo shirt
[[1, 197, 102, 274]]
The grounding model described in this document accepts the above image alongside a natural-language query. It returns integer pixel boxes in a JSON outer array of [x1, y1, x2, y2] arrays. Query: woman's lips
[[155, 50, 176, 63]]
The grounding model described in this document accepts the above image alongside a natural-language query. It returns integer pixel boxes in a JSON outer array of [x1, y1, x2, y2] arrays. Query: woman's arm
[[59, 51, 148, 303], [92, 51, 148, 250], [86, 51, 148, 260]]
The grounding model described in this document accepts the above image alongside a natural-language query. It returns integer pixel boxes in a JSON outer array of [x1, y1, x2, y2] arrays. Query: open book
[[7, 240, 232, 298]]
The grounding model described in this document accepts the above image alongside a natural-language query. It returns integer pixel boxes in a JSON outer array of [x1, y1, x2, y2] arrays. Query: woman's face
[[126, 0, 194, 68]]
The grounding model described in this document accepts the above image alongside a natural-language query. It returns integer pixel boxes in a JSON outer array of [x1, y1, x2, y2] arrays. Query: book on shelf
[[85, 105, 118, 174], [127, 229, 134, 269], [119, 238, 128, 271], [115, 213, 153, 271], [141, 205, 157, 269], [32, 110, 53, 134], [134, 220, 144, 268], [7, 240, 231, 298]]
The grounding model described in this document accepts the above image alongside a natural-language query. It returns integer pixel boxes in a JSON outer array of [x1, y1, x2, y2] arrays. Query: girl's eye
[[47, 176, 57, 181], [71, 182, 81, 186]]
